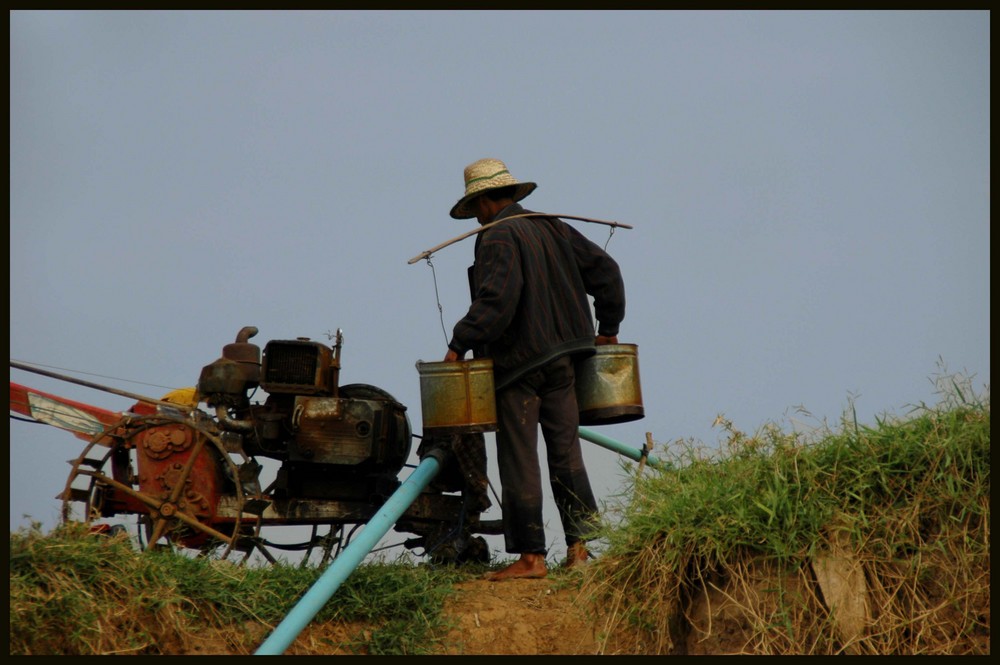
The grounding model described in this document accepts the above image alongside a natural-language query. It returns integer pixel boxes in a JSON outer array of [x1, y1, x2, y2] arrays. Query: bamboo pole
[[407, 213, 633, 265]]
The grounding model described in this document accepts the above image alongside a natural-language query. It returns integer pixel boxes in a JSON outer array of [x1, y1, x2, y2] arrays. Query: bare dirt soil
[[434, 576, 607, 655]]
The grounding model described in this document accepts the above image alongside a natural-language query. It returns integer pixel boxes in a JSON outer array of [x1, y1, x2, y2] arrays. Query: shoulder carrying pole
[[407, 213, 633, 265]]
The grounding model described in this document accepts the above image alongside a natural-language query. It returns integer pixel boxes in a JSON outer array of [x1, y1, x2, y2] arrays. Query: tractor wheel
[[60, 413, 262, 562]]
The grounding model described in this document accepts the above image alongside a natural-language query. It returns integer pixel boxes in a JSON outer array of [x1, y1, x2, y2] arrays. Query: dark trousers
[[495, 355, 599, 554]]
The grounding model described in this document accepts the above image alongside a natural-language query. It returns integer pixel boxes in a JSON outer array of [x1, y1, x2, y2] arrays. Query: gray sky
[[9, 11, 990, 564]]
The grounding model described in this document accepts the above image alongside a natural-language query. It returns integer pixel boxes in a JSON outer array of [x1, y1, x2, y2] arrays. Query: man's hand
[[595, 335, 618, 346], [444, 349, 461, 362]]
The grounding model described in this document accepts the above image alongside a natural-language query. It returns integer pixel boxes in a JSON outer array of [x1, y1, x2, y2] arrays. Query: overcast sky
[[10, 11, 990, 565]]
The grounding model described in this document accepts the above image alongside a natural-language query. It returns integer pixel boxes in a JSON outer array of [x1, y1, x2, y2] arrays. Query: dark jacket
[[448, 203, 626, 390]]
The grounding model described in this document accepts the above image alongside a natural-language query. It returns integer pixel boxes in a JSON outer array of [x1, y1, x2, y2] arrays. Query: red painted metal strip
[[9, 381, 125, 441]]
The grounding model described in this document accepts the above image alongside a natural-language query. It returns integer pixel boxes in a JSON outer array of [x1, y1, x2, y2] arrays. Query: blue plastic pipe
[[255, 453, 442, 655], [578, 426, 668, 471]]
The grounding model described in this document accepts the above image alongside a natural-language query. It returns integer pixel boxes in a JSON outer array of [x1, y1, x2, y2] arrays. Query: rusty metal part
[[60, 414, 259, 561], [140, 424, 192, 459]]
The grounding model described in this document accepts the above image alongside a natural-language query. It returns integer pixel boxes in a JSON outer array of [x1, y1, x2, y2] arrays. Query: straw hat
[[449, 158, 537, 219]]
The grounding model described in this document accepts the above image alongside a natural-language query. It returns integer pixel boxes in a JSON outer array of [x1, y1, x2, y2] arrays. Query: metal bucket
[[416, 358, 497, 434], [575, 343, 645, 425]]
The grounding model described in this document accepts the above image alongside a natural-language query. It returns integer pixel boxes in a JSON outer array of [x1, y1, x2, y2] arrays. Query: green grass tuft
[[9, 522, 472, 655]]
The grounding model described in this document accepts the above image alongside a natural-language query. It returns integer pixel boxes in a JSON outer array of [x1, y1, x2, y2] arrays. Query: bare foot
[[561, 542, 591, 570], [483, 553, 547, 581]]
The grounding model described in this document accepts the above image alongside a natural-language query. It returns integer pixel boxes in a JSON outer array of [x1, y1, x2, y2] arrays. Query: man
[[443, 158, 626, 581]]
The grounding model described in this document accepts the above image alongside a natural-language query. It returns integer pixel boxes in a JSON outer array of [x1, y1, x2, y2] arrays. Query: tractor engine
[[197, 326, 412, 503]]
